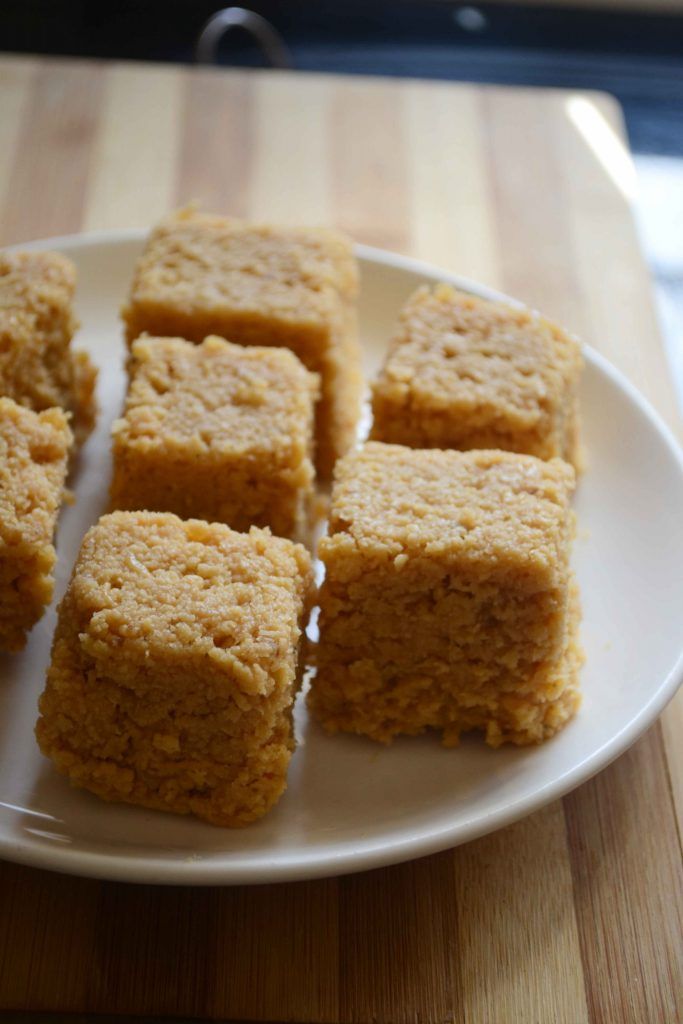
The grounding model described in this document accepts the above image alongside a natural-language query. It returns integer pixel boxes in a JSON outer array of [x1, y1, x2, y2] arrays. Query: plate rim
[[2, 227, 682, 885]]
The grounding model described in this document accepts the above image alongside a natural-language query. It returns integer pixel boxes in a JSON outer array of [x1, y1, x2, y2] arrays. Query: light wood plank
[[329, 77, 412, 254], [454, 804, 589, 1024], [405, 81, 502, 289], [0, 59, 35, 228], [661, 688, 683, 835], [177, 67, 253, 217], [83, 63, 183, 232], [482, 88, 589, 336], [249, 72, 332, 224], [0, 59, 104, 244]]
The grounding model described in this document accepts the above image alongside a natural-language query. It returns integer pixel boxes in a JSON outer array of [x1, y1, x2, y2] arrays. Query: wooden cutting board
[[0, 54, 681, 1024]]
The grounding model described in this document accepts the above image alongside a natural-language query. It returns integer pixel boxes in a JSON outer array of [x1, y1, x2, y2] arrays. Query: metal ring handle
[[194, 7, 293, 68]]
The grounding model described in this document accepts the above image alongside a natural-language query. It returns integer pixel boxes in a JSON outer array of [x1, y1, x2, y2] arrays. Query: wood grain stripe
[[0, 59, 104, 244], [0, 58, 35, 231], [90, 879, 340, 1020], [0, 864, 99, 1011], [176, 67, 253, 218], [483, 88, 589, 338], [87, 882, 220, 1016], [249, 72, 332, 225], [340, 852, 461, 1024], [454, 804, 589, 1024], [405, 82, 501, 289], [83, 63, 183, 232], [0, 870, 340, 1020], [329, 77, 412, 254], [564, 724, 683, 1024], [209, 880, 339, 1022], [661, 690, 683, 844]]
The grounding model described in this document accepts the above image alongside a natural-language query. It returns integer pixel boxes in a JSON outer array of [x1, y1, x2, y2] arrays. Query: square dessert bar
[[0, 251, 97, 446], [121, 208, 362, 478], [0, 397, 72, 652], [110, 335, 319, 540], [36, 512, 314, 826], [371, 285, 583, 467], [310, 442, 581, 748]]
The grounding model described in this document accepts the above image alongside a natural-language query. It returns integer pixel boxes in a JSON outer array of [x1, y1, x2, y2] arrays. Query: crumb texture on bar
[[36, 512, 314, 826], [371, 284, 582, 466], [110, 335, 319, 539], [0, 250, 98, 445], [121, 208, 362, 477], [122, 208, 358, 337], [310, 443, 581, 747], [0, 397, 72, 652]]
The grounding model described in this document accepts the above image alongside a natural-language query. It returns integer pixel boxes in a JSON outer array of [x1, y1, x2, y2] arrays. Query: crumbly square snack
[[371, 285, 583, 467], [36, 512, 314, 826], [309, 442, 581, 748], [0, 397, 72, 652], [0, 251, 98, 446], [110, 335, 319, 540], [121, 208, 362, 477]]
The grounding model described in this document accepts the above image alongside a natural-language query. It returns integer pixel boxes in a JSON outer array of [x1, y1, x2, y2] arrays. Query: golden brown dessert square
[[0, 397, 72, 652], [0, 251, 97, 446], [371, 285, 583, 467], [110, 335, 318, 540], [36, 512, 314, 826], [121, 208, 362, 478], [309, 442, 581, 747]]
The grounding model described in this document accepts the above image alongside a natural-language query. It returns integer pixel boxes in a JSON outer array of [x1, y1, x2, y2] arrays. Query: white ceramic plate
[[1, 231, 682, 886]]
